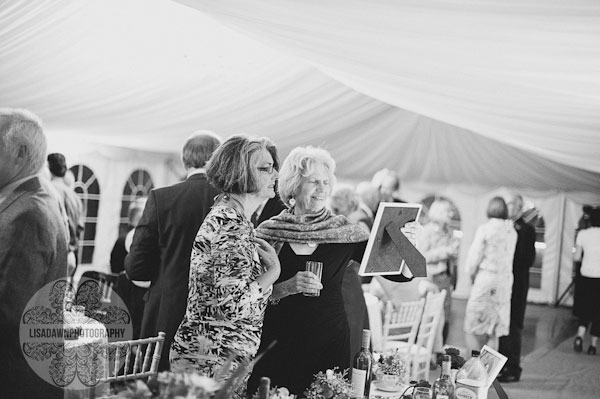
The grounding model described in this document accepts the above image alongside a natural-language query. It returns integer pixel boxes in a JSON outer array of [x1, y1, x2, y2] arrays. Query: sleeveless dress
[[248, 241, 366, 397]]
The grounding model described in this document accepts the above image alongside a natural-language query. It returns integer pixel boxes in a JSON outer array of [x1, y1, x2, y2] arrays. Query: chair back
[[79, 271, 119, 303], [382, 298, 425, 349], [97, 332, 165, 383], [416, 290, 446, 353]]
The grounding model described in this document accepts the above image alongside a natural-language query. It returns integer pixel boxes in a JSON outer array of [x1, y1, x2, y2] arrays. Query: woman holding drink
[[248, 147, 415, 396]]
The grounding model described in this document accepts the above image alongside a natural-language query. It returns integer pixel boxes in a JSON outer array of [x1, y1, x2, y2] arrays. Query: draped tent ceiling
[[1, 0, 600, 194]]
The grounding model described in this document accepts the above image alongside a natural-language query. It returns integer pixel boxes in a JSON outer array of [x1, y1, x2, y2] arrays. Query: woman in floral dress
[[464, 196, 517, 352], [170, 136, 281, 395]]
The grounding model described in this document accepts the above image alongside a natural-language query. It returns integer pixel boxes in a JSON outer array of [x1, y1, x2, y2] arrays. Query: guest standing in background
[[498, 193, 536, 382], [0, 108, 68, 399], [417, 198, 459, 343], [328, 183, 370, 361], [248, 147, 416, 397], [111, 197, 149, 339], [126, 131, 221, 370], [47, 152, 84, 277], [572, 208, 600, 355], [371, 168, 405, 203], [464, 196, 517, 352], [355, 181, 379, 231], [170, 136, 280, 398]]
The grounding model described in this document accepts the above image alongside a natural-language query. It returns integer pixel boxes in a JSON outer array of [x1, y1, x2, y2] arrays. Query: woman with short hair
[[170, 135, 281, 396], [248, 147, 415, 397], [464, 196, 517, 352]]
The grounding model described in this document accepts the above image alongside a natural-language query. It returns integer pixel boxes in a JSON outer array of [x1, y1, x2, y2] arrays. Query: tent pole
[[554, 194, 567, 305]]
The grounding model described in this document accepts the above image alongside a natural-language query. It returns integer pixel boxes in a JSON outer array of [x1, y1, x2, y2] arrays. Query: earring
[[289, 198, 296, 207]]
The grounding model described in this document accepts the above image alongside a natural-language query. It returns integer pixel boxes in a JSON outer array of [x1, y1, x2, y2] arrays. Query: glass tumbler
[[304, 261, 323, 297], [413, 387, 432, 399]]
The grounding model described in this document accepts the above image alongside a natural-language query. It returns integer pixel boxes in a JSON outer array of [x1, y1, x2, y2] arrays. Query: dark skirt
[[573, 275, 600, 322]]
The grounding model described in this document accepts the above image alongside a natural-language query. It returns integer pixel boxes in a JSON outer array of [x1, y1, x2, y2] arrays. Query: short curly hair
[[206, 135, 273, 194], [278, 146, 336, 207]]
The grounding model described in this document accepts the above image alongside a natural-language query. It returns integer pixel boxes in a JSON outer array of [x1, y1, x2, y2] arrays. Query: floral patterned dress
[[464, 218, 517, 337], [170, 205, 272, 383]]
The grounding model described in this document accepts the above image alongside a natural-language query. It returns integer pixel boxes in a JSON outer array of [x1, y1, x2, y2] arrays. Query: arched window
[[118, 170, 154, 236], [69, 165, 100, 265]]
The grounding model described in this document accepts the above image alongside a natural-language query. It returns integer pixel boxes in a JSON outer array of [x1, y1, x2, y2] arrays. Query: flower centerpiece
[[251, 387, 296, 399], [304, 368, 353, 399], [435, 347, 466, 370], [107, 371, 221, 398], [373, 350, 408, 390]]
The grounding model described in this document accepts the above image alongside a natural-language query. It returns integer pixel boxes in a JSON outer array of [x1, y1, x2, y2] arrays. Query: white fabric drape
[[175, 0, 600, 173], [1, 0, 599, 193]]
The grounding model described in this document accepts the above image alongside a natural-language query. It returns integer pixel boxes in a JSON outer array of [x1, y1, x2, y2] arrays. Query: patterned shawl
[[256, 207, 369, 252]]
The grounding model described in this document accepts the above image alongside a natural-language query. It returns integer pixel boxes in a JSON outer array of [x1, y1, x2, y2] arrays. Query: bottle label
[[455, 386, 478, 399], [351, 368, 367, 397]]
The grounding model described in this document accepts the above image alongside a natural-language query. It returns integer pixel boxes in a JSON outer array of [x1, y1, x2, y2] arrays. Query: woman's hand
[[275, 271, 323, 298], [401, 221, 422, 247], [254, 237, 281, 287]]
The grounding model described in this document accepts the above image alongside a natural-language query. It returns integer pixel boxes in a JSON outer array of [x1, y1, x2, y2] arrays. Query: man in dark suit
[[0, 108, 68, 398], [125, 131, 221, 371], [498, 193, 537, 382]]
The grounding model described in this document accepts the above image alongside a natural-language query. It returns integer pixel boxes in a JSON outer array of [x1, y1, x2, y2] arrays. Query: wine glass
[[413, 386, 432, 399]]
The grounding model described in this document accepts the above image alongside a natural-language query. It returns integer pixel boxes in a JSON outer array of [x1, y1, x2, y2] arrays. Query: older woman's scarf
[[256, 207, 369, 252]]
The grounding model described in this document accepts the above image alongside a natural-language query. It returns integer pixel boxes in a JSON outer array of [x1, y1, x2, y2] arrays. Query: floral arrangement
[[373, 350, 407, 377], [107, 372, 220, 398], [304, 368, 353, 399], [251, 387, 295, 399], [435, 347, 466, 370]]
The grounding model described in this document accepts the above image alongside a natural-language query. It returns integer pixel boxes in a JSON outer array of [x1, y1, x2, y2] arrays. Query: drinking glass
[[304, 261, 323, 297], [413, 387, 432, 399]]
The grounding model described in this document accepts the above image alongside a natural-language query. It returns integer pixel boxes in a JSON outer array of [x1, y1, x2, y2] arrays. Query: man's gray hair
[[0, 108, 46, 175]]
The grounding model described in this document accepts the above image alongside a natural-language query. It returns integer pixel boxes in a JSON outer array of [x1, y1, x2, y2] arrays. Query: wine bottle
[[433, 354, 455, 399], [351, 329, 372, 399], [258, 376, 270, 399]]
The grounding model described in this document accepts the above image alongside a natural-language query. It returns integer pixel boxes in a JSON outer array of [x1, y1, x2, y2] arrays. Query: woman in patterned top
[[170, 135, 281, 395], [463, 196, 517, 352]]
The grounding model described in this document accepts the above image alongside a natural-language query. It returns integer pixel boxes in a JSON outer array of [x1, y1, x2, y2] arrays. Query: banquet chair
[[382, 298, 425, 351], [80, 271, 119, 303], [408, 290, 447, 381], [385, 290, 446, 381], [96, 331, 165, 384]]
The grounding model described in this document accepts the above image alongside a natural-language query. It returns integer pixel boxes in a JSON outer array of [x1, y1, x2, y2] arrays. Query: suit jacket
[[125, 173, 219, 371], [510, 217, 536, 327], [0, 176, 68, 398]]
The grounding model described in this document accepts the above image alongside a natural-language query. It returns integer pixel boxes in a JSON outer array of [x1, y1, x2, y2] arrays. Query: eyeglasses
[[257, 165, 276, 174]]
